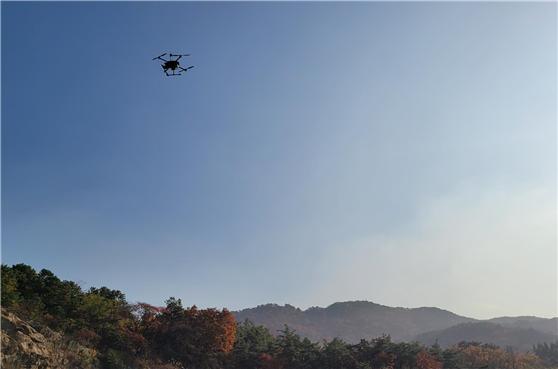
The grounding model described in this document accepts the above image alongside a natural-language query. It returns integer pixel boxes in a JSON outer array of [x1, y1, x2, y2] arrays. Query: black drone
[[152, 53, 194, 76]]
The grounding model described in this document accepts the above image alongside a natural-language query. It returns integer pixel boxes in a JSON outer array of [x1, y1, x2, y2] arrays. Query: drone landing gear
[[163, 68, 182, 76], [179, 66, 194, 73]]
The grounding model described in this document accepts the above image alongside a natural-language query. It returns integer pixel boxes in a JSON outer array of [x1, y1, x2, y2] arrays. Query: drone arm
[[152, 53, 167, 60]]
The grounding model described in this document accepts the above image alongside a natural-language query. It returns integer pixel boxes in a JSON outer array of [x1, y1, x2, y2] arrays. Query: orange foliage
[[512, 352, 543, 369], [457, 343, 543, 369], [260, 353, 282, 369], [416, 351, 442, 369], [183, 306, 237, 353]]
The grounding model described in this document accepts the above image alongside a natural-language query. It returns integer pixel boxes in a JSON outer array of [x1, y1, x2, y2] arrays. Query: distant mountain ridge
[[416, 321, 557, 352], [233, 301, 558, 350], [487, 316, 558, 336], [234, 301, 475, 342]]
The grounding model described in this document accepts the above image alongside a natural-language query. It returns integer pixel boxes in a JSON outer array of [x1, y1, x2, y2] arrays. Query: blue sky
[[2, 2, 556, 319]]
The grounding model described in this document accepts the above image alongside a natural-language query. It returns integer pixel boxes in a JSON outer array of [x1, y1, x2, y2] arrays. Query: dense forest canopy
[[1, 263, 557, 369]]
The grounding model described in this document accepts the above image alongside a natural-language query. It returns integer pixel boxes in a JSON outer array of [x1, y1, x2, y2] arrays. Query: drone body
[[152, 53, 194, 76]]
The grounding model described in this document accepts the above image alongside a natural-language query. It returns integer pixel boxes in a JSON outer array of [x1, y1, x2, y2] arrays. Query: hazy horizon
[[2, 2, 556, 320]]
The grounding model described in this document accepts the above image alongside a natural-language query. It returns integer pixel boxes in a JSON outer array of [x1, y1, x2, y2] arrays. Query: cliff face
[[1, 309, 97, 369]]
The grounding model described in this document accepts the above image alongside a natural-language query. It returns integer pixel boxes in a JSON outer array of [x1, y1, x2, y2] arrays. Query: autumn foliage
[[416, 350, 443, 369], [452, 342, 544, 369]]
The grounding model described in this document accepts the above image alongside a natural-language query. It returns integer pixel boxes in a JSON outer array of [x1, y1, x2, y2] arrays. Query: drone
[[152, 53, 194, 76]]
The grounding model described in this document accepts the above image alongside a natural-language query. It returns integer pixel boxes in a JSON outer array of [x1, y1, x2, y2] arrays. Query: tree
[[351, 335, 396, 369], [319, 337, 360, 369], [275, 326, 319, 369], [534, 342, 558, 367], [415, 350, 442, 369], [38, 269, 83, 330], [1, 264, 21, 307], [229, 320, 277, 369], [6, 263, 45, 320], [147, 298, 237, 369]]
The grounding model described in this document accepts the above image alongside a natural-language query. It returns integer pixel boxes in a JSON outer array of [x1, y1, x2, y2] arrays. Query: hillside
[[415, 321, 557, 352], [1, 309, 97, 369], [234, 301, 475, 342], [487, 316, 558, 336], [234, 301, 558, 350]]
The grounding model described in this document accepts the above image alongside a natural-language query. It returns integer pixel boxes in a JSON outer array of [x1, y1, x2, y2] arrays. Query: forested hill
[[487, 317, 558, 336], [416, 322, 558, 352], [234, 302, 475, 342], [234, 303, 558, 348]]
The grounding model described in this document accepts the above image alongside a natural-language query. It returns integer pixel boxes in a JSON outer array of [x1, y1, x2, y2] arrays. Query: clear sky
[[2, 2, 556, 319]]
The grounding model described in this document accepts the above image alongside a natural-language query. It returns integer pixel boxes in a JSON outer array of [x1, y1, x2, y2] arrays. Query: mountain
[[415, 321, 557, 352], [486, 316, 558, 336], [234, 301, 475, 343], [234, 301, 558, 350]]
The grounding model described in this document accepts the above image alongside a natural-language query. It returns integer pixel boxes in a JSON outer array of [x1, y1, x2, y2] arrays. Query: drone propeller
[[170, 53, 190, 57], [179, 66, 195, 72], [152, 53, 167, 60]]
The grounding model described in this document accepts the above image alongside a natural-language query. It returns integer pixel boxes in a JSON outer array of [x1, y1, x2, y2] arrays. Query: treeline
[[1, 263, 557, 369], [1, 264, 235, 368]]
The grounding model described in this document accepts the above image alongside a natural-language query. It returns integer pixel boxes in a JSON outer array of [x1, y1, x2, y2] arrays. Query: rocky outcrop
[[1, 309, 97, 369]]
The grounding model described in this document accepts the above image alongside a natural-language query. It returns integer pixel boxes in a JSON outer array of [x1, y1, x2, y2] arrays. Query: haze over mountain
[[416, 321, 557, 352], [234, 301, 558, 350], [487, 316, 558, 337]]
